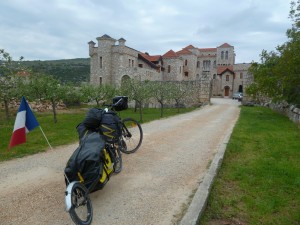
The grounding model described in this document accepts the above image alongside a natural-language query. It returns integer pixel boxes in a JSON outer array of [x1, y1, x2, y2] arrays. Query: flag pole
[[39, 126, 53, 150]]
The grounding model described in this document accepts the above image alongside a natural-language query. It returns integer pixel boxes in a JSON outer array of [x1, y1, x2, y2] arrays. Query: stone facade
[[88, 34, 252, 99]]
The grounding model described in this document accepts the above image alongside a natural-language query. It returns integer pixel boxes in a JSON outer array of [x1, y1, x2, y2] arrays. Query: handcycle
[[64, 96, 143, 225]]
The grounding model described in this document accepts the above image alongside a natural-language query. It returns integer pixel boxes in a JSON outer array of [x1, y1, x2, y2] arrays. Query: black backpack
[[100, 110, 122, 143], [64, 132, 105, 189], [82, 108, 103, 129]]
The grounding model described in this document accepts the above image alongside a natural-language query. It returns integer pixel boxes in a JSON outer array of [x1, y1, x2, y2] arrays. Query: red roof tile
[[183, 45, 195, 49], [162, 50, 178, 58], [176, 48, 192, 55], [139, 53, 161, 62], [218, 43, 232, 48], [138, 54, 159, 69], [217, 65, 234, 74]]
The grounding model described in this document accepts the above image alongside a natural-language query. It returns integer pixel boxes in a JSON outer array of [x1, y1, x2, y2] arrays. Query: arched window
[[168, 65, 171, 73], [225, 51, 228, 60], [221, 51, 224, 60], [226, 75, 229, 81], [185, 59, 188, 66]]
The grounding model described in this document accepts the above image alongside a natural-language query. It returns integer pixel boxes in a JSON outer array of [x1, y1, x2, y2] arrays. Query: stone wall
[[267, 102, 300, 126], [1, 100, 66, 112]]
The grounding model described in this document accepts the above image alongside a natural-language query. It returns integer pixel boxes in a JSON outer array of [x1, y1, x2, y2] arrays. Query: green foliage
[[28, 73, 66, 123], [168, 82, 191, 112], [200, 106, 300, 224], [60, 84, 82, 107], [246, 1, 300, 106], [0, 49, 27, 119], [150, 81, 174, 117], [120, 79, 152, 121], [21, 58, 90, 84], [80, 83, 116, 106]]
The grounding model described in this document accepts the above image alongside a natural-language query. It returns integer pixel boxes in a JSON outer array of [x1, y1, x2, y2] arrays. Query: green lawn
[[0, 107, 196, 162], [200, 106, 300, 225]]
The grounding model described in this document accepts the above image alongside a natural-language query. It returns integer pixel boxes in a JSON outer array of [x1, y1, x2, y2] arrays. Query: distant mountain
[[22, 58, 90, 84]]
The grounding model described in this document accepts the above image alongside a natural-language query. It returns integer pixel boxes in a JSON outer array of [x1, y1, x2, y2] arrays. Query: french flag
[[8, 96, 39, 149]]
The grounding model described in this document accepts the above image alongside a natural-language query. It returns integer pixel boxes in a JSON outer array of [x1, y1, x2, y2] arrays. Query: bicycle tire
[[120, 118, 143, 154], [69, 182, 93, 225]]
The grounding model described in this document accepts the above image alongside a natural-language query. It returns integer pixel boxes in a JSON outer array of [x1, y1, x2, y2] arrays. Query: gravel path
[[0, 98, 240, 225]]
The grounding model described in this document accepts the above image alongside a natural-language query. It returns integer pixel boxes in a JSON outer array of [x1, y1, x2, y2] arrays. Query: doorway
[[238, 85, 243, 93], [224, 86, 230, 97]]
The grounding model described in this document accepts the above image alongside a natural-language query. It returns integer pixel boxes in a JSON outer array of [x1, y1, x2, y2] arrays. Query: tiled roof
[[218, 43, 232, 48], [217, 65, 234, 74], [138, 54, 159, 69], [140, 53, 161, 62], [162, 50, 178, 58], [183, 45, 196, 49], [176, 48, 192, 55]]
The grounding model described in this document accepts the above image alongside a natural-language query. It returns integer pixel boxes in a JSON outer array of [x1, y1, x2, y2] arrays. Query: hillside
[[22, 58, 90, 84]]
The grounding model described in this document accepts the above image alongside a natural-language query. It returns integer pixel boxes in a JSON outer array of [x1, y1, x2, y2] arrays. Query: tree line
[[0, 51, 204, 123], [246, 1, 300, 107]]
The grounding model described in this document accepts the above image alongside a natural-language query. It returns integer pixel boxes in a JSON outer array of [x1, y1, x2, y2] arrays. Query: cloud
[[0, 0, 292, 63]]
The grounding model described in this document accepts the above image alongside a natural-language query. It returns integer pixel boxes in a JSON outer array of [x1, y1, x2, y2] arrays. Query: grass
[[199, 106, 300, 225], [0, 106, 196, 162]]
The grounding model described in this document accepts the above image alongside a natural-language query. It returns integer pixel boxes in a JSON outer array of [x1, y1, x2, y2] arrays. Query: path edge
[[179, 126, 234, 225]]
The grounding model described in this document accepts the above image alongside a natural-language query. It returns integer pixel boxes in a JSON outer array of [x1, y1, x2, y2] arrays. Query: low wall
[[263, 101, 300, 126], [270, 103, 300, 126], [1, 99, 66, 112], [242, 98, 300, 126]]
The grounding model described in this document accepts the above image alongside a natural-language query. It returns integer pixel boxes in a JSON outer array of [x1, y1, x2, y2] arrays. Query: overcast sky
[[0, 0, 292, 63]]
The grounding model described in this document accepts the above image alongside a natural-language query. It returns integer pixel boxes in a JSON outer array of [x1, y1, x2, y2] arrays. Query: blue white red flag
[[8, 96, 39, 149]]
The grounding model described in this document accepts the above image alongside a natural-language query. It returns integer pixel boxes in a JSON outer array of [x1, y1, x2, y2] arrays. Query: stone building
[[88, 34, 252, 99]]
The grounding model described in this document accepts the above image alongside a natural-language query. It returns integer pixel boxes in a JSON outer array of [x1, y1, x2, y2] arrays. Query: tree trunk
[[51, 99, 57, 123], [176, 99, 180, 113], [139, 103, 143, 122], [4, 99, 10, 120], [160, 102, 164, 118], [134, 100, 138, 113]]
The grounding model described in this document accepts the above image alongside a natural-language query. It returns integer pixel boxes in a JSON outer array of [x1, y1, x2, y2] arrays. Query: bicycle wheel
[[113, 146, 122, 173], [120, 118, 143, 154], [69, 182, 93, 225]]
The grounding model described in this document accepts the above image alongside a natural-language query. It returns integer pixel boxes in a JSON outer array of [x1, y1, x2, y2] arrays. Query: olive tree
[[149, 81, 173, 117], [80, 83, 116, 106], [169, 82, 192, 112], [0, 49, 25, 120], [28, 73, 64, 123], [120, 79, 152, 122]]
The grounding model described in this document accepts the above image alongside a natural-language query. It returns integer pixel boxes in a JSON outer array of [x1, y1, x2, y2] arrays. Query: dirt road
[[0, 98, 240, 225]]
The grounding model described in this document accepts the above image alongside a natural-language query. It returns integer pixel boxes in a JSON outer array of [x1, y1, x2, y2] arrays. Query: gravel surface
[[0, 98, 241, 225]]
